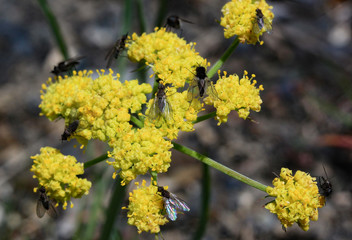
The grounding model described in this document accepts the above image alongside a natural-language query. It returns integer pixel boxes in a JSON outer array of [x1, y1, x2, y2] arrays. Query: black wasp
[[105, 33, 128, 69], [61, 120, 79, 142], [157, 186, 190, 221], [253, 8, 272, 36], [187, 66, 218, 102], [148, 83, 172, 122], [317, 165, 333, 197], [164, 15, 193, 33], [51, 56, 85, 76], [36, 186, 58, 218]]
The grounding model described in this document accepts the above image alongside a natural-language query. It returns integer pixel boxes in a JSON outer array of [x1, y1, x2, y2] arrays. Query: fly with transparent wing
[[148, 83, 173, 122], [61, 120, 79, 142], [253, 8, 272, 36], [187, 66, 218, 103], [36, 186, 58, 219], [317, 165, 333, 197], [51, 56, 85, 76], [164, 15, 193, 33], [105, 33, 128, 69], [157, 186, 190, 221]]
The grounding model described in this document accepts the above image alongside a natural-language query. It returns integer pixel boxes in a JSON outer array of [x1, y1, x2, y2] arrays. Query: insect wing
[[148, 97, 162, 120], [105, 46, 117, 69], [162, 98, 173, 122], [253, 20, 262, 36], [164, 198, 178, 221], [205, 79, 219, 100], [36, 199, 46, 218], [262, 16, 272, 34], [187, 78, 201, 101], [169, 193, 190, 212], [46, 201, 58, 219]]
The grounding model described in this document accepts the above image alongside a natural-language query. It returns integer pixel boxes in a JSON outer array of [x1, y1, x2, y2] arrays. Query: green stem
[[207, 37, 240, 78], [100, 180, 126, 240], [154, 0, 168, 28], [193, 164, 210, 240], [84, 153, 108, 169], [172, 142, 268, 192], [37, 0, 68, 59], [193, 111, 217, 124], [130, 115, 144, 128], [136, 0, 147, 33]]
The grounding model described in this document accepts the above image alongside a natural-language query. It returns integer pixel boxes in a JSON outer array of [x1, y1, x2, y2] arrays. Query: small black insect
[[105, 33, 128, 69], [51, 56, 85, 76], [148, 83, 172, 122], [36, 186, 58, 218], [61, 120, 79, 142], [253, 8, 272, 35], [187, 66, 218, 102], [157, 186, 190, 221], [164, 15, 193, 33], [317, 165, 333, 197]]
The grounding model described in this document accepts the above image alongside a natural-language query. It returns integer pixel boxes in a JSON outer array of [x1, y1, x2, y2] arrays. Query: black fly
[[105, 33, 128, 69], [148, 83, 172, 122], [317, 165, 333, 197], [51, 56, 85, 76], [187, 66, 218, 102], [157, 186, 190, 221], [164, 15, 193, 34], [253, 8, 272, 36], [61, 120, 79, 142], [36, 186, 58, 218]]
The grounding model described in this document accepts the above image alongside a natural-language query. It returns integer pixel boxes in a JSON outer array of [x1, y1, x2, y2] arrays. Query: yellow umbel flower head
[[127, 27, 208, 88], [265, 168, 326, 231], [123, 180, 168, 234], [220, 0, 274, 44], [40, 70, 151, 145], [204, 71, 264, 124], [30, 147, 92, 209], [107, 126, 173, 185]]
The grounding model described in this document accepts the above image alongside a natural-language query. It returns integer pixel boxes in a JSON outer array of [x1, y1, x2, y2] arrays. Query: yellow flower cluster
[[205, 71, 264, 124], [265, 168, 325, 231], [40, 70, 151, 145], [123, 180, 168, 234], [127, 28, 207, 139], [220, 0, 274, 44], [107, 126, 173, 185], [128, 27, 207, 88], [30, 147, 92, 209]]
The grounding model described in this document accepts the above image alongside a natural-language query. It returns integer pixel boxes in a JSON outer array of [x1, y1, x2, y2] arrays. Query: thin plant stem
[[193, 163, 210, 240], [100, 180, 127, 240], [172, 142, 268, 192], [193, 111, 217, 124], [136, 0, 147, 33], [37, 0, 68, 59], [154, 0, 168, 28], [207, 37, 240, 78], [84, 153, 108, 169]]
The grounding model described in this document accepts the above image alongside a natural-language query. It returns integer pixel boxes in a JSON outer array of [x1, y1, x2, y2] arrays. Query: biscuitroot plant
[[33, 0, 326, 238]]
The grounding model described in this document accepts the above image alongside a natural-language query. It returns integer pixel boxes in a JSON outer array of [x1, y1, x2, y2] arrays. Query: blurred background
[[1, 0, 352, 239]]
